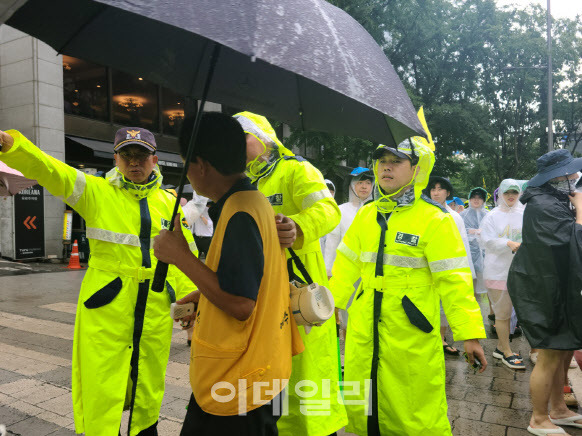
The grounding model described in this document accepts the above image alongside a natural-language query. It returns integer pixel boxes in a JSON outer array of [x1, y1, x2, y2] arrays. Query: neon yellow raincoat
[[330, 140, 485, 435], [0, 131, 197, 436], [234, 112, 348, 436]]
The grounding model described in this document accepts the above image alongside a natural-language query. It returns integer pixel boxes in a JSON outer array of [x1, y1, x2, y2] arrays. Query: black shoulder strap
[[375, 212, 389, 277], [287, 248, 313, 284]]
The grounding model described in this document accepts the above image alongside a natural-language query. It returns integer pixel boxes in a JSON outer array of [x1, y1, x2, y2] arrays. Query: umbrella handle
[[151, 43, 221, 293], [152, 260, 169, 292]]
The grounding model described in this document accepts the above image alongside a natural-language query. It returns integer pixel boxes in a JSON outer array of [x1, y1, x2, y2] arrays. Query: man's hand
[[275, 213, 300, 248], [174, 290, 200, 330], [507, 240, 521, 253], [467, 228, 480, 235], [464, 339, 487, 373], [154, 215, 191, 265], [0, 130, 14, 153]]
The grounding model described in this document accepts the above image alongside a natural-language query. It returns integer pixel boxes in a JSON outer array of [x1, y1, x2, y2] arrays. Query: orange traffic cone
[[66, 239, 83, 269]]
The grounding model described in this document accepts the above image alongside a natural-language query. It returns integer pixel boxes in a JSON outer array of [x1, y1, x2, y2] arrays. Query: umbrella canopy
[[2, 0, 425, 146], [0, 161, 37, 196]]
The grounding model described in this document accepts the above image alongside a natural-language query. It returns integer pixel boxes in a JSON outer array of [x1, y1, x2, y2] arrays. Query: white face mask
[[549, 179, 576, 194]]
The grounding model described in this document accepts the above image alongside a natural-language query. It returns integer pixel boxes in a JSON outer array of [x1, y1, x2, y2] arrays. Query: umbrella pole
[[151, 43, 221, 293]]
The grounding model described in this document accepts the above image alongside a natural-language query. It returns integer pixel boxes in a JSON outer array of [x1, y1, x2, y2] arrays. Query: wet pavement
[[0, 265, 581, 435], [0, 258, 84, 277]]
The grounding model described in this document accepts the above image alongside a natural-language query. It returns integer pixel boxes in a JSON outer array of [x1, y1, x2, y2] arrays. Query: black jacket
[[507, 184, 582, 349]]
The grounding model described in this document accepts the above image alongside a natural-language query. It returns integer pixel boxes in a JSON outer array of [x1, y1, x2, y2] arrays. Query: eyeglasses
[[118, 151, 153, 162]]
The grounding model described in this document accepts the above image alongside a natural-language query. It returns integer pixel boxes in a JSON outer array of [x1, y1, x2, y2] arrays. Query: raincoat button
[[267, 365, 271, 370], [259, 370, 265, 376]]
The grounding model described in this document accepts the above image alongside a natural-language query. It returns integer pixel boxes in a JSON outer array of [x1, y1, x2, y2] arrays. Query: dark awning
[[66, 135, 183, 168]]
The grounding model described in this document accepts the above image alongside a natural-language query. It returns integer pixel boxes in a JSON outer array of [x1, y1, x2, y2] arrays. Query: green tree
[[287, 0, 582, 195]]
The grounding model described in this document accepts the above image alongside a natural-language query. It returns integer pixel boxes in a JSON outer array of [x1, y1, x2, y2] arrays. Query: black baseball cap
[[113, 127, 156, 153]]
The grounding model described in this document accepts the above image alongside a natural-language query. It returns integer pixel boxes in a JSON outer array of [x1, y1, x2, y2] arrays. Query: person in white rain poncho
[[319, 179, 336, 254], [480, 179, 525, 369], [324, 167, 374, 277]]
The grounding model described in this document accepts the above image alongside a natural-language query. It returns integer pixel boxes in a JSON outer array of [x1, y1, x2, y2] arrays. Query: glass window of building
[[63, 56, 109, 121], [112, 71, 158, 131], [162, 87, 185, 136]]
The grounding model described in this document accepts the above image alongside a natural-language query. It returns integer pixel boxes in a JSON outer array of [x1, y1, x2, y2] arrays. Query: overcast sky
[[495, 0, 582, 19]]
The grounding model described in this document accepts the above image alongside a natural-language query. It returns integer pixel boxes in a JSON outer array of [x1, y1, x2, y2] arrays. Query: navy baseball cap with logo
[[113, 127, 157, 153]]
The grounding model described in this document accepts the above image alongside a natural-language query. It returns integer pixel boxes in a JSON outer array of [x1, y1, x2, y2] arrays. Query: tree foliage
[[285, 0, 582, 198]]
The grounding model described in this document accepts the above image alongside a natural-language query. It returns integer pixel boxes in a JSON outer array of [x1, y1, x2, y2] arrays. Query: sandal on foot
[[443, 343, 460, 355], [549, 414, 582, 428], [527, 426, 566, 435]]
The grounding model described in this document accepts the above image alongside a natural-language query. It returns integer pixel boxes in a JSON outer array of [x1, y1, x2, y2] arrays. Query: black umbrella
[[2, 0, 425, 144], [1, 0, 426, 292]]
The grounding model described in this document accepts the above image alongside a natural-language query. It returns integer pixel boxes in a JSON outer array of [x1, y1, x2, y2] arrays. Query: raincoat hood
[[468, 187, 488, 201], [106, 165, 162, 199], [348, 168, 374, 206], [324, 179, 336, 198], [372, 138, 434, 214], [496, 178, 523, 212], [233, 111, 294, 182]]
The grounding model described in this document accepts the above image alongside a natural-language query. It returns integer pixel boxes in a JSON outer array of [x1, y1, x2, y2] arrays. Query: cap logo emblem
[[126, 130, 141, 140]]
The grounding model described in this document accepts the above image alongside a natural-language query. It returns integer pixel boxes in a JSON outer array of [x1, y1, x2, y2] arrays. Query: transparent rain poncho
[[106, 165, 163, 199], [324, 170, 373, 274], [480, 179, 524, 331], [182, 191, 210, 228], [233, 111, 294, 182], [372, 138, 434, 214], [348, 170, 374, 206], [462, 187, 489, 274], [480, 179, 524, 283], [497, 179, 524, 213]]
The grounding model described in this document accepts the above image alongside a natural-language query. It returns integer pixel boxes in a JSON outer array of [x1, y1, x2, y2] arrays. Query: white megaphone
[[290, 281, 335, 334]]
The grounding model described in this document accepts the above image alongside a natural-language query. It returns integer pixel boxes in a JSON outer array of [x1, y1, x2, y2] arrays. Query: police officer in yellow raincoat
[[329, 140, 487, 436], [234, 112, 348, 436], [0, 128, 197, 436]]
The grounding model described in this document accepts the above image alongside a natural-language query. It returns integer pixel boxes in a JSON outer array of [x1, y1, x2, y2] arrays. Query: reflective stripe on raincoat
[[329, 140, 485, 435], [234, 112, 347, 436], [0, 131, 197, 436]]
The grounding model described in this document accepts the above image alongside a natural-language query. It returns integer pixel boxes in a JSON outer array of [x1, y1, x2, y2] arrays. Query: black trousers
[[180, 393, 280, 436], [193, 235, 212, 257]]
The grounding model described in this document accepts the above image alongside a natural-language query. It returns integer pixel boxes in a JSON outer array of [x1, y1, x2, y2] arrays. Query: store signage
[[14, 184, 45, 259]]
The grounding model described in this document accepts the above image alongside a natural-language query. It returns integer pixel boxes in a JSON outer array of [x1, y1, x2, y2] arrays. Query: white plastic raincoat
[[324, 173, 374, 275], [480, 180, 524, 282]]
